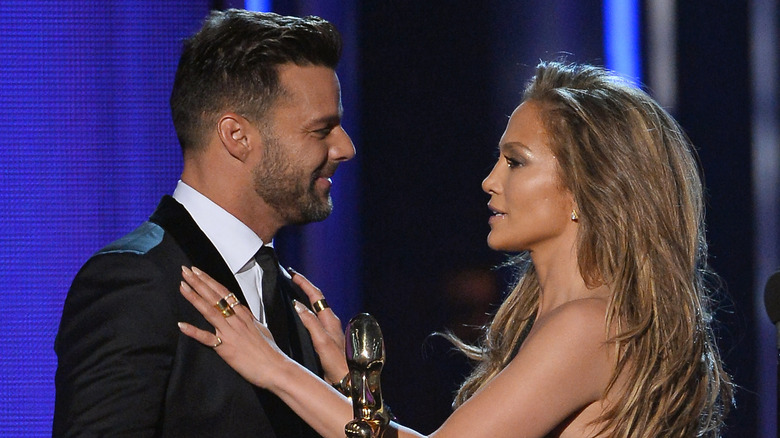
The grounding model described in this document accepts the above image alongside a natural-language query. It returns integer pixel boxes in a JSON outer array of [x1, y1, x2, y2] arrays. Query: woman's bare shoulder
[[532, 296, 610, 342], [510, 295, 614, 399], [431, 297, 615, 438]]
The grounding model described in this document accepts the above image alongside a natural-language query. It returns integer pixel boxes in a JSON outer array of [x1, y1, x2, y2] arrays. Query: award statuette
[[344, 313, 392, 438]]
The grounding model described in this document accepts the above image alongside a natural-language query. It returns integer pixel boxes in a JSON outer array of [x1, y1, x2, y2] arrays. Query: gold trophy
[[344, 313, 392, 438]]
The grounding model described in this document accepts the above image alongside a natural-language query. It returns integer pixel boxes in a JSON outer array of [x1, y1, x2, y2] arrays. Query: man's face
[[252, 64, 355, 225]]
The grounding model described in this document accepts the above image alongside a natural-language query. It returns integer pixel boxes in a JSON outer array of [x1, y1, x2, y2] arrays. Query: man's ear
[[217, 113, 253, 162]]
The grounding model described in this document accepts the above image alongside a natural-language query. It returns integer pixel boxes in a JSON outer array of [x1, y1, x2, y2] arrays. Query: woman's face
[[482, 101, 575, 253]]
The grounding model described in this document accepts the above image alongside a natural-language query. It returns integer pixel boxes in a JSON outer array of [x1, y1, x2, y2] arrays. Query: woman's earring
[[571, 209, 579, 221]]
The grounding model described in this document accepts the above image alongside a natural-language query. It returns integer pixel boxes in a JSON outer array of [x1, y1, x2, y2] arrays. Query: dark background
[[344, 1, 767, 436], [236, 0, 772, 435]]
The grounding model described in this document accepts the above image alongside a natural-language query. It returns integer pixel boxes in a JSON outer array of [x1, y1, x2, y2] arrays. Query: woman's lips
[[488, 204, 506, 224]]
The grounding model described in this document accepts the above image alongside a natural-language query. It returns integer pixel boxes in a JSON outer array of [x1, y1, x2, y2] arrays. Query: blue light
[[0, 1, 205, 435], [245, 0, 271, 12], [603, 0, 642, 82]]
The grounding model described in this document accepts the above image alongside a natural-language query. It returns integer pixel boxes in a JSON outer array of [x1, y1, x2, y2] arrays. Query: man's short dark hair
[[170, 9, 342, 151]]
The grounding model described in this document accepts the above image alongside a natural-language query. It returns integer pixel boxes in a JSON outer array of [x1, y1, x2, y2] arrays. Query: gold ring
[[214, 298, 235, 317], [213, 336, 222, 348], [224, 293, 241, 309], [312, 298, 329, 313], [331, 373, 351, 396]]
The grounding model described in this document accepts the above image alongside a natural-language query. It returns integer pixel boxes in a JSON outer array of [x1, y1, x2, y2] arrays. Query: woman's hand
[[177, 266, 291, 389], [179, 267, 419, 438], [289, 268, 349, 385]]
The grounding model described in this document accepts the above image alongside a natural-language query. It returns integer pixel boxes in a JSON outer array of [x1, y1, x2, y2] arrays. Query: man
[[53, 10, 354, 437]]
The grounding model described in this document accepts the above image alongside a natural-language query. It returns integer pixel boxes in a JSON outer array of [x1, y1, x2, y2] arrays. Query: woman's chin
[[486, 236, 510, 252], [487, 234, 526, 253]]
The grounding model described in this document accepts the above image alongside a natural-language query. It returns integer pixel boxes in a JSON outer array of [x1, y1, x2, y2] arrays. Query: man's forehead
[[274, 65, 342, 116], [277, 64, 339, 89]]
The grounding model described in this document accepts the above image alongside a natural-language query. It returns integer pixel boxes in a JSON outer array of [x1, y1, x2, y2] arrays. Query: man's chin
[[288, 197, 332, 225], [310, 201, 333, 222]]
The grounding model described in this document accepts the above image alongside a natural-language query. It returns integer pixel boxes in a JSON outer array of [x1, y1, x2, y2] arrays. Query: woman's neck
[[531, 235, 607, 317]]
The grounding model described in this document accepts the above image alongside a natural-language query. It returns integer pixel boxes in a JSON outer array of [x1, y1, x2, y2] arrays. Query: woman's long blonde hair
[[451, 61, 732, 437]]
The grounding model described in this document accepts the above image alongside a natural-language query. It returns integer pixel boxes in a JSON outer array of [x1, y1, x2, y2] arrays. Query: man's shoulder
[[96, 221, 166, 256], [83, 219, 195, 275], [74, 221, 185, 285]]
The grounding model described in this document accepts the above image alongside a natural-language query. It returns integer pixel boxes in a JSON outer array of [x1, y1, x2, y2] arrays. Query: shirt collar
[[172, 180, 266, 274]]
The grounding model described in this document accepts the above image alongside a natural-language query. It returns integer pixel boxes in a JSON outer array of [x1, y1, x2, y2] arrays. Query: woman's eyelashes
[[504, 155, 524, 169]]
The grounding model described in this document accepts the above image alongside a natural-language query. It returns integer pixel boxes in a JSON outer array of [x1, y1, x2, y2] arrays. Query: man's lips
[[316, 176, 333, 182], [312, 162, 337, 189], [314, 163, 338, 184], [314, 175, 333, 190]]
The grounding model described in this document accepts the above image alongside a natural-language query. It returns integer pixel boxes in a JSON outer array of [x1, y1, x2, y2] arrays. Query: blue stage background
[[1, 1, 363, 435], [0, 2, 203, 435]]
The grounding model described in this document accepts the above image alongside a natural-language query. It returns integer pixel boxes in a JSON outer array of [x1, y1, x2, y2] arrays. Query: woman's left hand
[[288, 268, 349, 385], [177, 266, 290, 389]]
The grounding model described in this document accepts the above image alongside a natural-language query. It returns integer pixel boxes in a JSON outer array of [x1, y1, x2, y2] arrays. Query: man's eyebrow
[[309, 113, 342, 127]]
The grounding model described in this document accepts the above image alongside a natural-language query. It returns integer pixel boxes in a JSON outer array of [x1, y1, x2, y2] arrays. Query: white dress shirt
[[172, 180, 271, 324]]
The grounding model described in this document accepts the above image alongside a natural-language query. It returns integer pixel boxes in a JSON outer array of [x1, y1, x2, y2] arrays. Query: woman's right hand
[[288, 268, 350, 386], [178, 266, 291, 389]]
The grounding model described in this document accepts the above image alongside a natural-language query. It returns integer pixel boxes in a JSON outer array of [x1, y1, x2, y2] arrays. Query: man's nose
[[330, 126, 355, 162]]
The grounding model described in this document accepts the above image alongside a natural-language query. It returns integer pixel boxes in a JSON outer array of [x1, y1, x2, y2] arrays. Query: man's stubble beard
[[252, 134, 333, 225]]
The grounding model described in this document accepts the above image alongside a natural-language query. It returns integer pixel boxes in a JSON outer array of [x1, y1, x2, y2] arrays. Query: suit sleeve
[[53, 252, 180, 437]]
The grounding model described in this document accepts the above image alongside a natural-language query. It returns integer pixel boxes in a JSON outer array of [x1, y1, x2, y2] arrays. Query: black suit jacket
[[54, 196, 322, 437]]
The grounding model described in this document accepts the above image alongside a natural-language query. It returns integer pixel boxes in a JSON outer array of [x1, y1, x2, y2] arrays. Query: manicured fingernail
[[293, 300, 304, 313], [182, 266, 190, 276], [287, 267, 297, 275], [180, 281, 192, 292], [192, 266, 203, 276]]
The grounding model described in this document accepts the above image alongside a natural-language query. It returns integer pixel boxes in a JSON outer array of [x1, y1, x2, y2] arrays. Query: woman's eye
[[504, 156, 522, 168]]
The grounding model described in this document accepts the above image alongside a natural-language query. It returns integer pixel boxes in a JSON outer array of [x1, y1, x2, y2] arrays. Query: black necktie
[[254, 247, 314, 436], [255, 246, 291, 354]]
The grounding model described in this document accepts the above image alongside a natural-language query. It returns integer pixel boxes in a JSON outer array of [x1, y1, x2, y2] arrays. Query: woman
[[178, 61, 732, 437]]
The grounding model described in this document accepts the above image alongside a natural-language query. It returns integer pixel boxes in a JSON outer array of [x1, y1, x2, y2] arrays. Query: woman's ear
[[217, 113, 252, 162]]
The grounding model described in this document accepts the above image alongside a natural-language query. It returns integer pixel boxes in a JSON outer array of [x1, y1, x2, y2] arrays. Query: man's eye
[[314, 128, 333, 137]]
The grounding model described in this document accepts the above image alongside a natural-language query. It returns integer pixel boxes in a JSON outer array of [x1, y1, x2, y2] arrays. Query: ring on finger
[[215, 298, 235, 317], [224, 293, 241, 309], [213, 336, 223, 348], [312, 298, 329, 313]]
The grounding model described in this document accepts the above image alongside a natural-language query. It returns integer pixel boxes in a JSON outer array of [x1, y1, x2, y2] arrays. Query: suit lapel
[[151, 195, 321, 376], [149, 196, 245, 304], [149, 196, 320, 436]]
